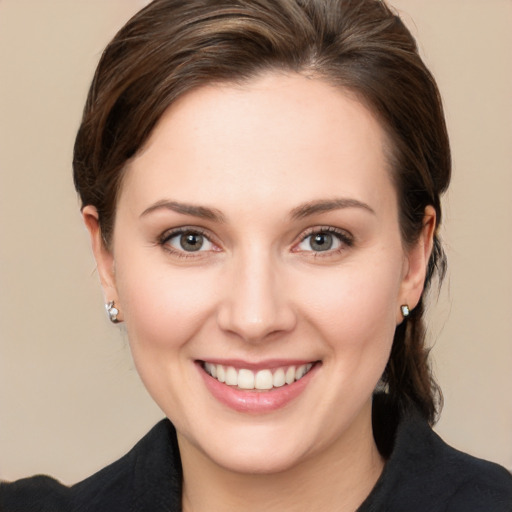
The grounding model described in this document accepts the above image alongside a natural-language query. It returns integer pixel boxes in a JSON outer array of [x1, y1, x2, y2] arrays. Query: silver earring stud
[[401, 304, 410, 318], [105, 301, 120, 323]]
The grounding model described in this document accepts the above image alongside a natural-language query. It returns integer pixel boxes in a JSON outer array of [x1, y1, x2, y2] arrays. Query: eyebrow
[[290, 198, 375, 220], [140, 197, 374, 223], [140, 200, 226, 223]]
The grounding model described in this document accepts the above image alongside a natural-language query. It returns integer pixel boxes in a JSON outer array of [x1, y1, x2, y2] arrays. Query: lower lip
[[197, 363, 319, 413]]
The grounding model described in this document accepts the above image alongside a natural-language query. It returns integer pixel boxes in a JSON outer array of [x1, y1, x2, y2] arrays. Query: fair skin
[[84, 72, 435, 512]]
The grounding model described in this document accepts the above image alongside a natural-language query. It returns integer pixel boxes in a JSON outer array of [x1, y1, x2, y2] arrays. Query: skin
[[84, 72, 435, 512]]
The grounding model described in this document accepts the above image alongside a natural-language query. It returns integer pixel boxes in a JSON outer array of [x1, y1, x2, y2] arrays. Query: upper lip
[[197, 358, 319, 371]]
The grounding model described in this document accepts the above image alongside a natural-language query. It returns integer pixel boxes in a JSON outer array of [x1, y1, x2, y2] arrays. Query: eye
[[295, 227, 352, 253], [161, 229, 215, 254]]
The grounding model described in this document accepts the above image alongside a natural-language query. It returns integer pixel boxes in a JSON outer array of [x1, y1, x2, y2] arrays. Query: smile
[[202, 362, 314, 391]]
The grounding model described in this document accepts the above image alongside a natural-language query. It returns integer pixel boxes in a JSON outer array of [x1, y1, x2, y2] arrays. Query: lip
[[199, 358, 315, 371], [196, 360, 320, 413]]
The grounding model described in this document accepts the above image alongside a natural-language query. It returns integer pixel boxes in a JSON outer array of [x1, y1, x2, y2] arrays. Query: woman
[[1, 0, 511, 510]]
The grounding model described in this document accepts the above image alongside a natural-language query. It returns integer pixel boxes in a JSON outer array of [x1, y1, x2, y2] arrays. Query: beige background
[[0, 0, 511, 484]]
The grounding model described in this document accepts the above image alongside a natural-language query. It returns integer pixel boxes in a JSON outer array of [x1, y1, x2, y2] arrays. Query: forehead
[[121, 72, 395, 217]]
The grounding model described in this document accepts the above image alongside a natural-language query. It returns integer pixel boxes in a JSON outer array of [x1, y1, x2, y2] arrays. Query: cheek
[[113, 259, 222, 423], [304, 264, 401, 396], [293, 256, 403, 352], [115, 259, 219, 353]]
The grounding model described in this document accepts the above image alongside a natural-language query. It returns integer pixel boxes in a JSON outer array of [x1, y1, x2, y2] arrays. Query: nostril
[[216, 307, 296, 343]]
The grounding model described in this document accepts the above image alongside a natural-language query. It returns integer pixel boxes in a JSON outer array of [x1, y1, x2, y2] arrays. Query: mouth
[[200, 361, 317, 391]]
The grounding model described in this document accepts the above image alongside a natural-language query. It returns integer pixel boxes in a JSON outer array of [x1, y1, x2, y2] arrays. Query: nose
[[216, 249, 297, 343]]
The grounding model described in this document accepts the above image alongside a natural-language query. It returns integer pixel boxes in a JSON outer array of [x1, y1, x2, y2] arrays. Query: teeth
[[225, 366, 238, 386], [295, 363, 313, 380], [285, 366, 296, 385], [204, 362, 315, 390], [238, 369, 255, 390], [273, 368, 286, 388], [255, 369, 273, 390], [204, 362, 216, 378]]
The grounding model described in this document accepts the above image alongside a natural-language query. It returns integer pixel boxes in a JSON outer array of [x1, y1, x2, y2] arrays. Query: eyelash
[[157, 225, 354, 259], [294, 226, 354, 256], [158, 227, 218, 259]]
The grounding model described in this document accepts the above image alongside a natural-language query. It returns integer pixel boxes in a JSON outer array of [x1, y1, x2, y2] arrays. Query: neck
[[179, 400, 384, 512]]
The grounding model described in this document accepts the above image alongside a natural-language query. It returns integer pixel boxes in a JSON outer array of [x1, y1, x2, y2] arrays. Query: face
[[85, 72, 431, 474]]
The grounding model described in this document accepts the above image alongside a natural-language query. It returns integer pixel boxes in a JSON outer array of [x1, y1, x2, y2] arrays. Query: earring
[[400, 304, 410, 318], [105, 301, 120, 323]]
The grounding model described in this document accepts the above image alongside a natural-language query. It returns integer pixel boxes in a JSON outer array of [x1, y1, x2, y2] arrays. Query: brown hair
[[73, 0, 450, 424]]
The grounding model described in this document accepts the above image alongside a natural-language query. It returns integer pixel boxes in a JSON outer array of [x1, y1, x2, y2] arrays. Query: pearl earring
[[105, 301, 120, 323]]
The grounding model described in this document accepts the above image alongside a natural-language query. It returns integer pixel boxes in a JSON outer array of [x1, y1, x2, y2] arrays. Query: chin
[[174, 412, 319, 474], [207, 437, 311, 475]]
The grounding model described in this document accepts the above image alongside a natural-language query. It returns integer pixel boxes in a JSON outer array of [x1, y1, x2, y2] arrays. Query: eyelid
[[292, 226, 354, 252], [158, 226, 221, 256], [160, 226, 206, 242], [157, 225, 353, 258]]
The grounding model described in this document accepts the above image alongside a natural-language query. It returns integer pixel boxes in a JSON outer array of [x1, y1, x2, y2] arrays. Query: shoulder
[[0, 419, 182, 512], [416, 434, 512, 511], [426, 439, 512, 511], [361, 395, 512, 512], [0, 475, 71, 512]]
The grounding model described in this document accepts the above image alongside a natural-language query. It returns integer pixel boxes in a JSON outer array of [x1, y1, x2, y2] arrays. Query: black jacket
[[1, 396, 511, 511]]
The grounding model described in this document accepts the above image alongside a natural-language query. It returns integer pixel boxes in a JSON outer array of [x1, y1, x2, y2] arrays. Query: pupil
[[311, 233, 332, 251], [180, 233, 203, 251]]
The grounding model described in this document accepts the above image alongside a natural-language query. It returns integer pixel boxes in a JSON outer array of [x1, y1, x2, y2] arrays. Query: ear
[[82, 206, 119, 308], [397, 205, 436, 322]]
